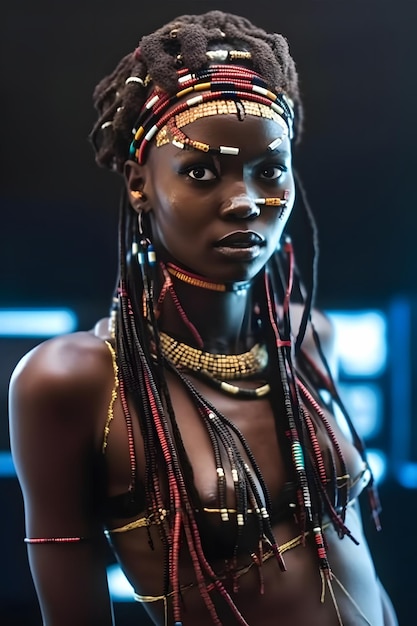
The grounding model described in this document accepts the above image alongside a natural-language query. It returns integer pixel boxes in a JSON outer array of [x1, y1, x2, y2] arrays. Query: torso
[[91, 317, 384, 626]]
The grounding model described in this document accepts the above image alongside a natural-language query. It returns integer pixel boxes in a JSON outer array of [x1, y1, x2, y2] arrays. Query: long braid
[[90, 10, 381, 624]]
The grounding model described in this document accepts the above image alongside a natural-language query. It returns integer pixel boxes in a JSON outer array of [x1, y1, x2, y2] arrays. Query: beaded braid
[[111, 195, 249, 624], [257, 247, 365, 589], [90, 11, 381, 625], [276, 203, 382, 532]]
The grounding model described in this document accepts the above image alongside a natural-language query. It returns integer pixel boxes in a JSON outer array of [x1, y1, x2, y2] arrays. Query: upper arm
[[9, 335, 115, 626]]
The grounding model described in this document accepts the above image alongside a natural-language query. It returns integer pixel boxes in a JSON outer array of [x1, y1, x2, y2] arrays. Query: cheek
[[149, 175, 213, 234], [267, 175, 295, 226], [277, 172, 295, 226], [148, 186, 209, 256], [152, 194, 201, 234]]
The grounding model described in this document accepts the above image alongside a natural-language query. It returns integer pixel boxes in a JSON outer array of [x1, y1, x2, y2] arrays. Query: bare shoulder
[[10, 330, 112, 399], [9, 330, 115, 447]]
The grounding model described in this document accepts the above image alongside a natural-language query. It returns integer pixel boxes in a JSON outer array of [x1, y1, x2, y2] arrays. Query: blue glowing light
[[397, 462, 417, 489], [0, 308, 77, 337], [327, 311, 387, 377], [107, 564, 135, 602], [338, 383, 383, 440], [0, 452, 15, 477], [388, 299, 415, 488], [366, 449, 387, 485]]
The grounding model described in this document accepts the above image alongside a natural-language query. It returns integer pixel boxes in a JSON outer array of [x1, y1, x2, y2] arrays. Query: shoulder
[[9, 330, 115, 439], [10, 330, 112, 398]]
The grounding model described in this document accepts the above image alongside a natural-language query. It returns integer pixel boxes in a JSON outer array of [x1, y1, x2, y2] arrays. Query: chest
[[103, 368, 365, 519]]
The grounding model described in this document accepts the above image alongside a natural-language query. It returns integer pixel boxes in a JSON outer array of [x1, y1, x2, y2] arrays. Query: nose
[[220, 194, 260, 220]]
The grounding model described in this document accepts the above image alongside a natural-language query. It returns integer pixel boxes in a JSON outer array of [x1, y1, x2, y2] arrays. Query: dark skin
[[9, 113, 397, 625]]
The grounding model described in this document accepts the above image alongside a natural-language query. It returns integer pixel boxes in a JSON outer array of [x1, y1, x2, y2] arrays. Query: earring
[[136, 211, 156, 267], [134, 210, 156, 320], [131, 190, 143, 199]]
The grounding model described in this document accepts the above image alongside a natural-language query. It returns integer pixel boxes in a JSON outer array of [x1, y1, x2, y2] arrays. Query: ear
[[124, 160, 152, 213]]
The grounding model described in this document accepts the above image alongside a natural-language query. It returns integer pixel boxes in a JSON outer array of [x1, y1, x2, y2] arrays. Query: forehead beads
[[128, 65, 294, 164], [154, 99, 288, 156]]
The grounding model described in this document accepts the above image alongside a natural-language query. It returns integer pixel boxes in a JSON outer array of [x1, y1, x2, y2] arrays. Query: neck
[[155, 263, 260, 353]]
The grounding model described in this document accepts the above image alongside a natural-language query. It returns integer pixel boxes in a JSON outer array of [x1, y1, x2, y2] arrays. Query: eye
[[186, 166, 217, 181], [258, 165, 285, 180]]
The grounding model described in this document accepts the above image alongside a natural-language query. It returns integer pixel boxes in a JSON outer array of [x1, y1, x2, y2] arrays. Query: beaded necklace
[[159, 332, 268, 380], [156, 263, 270, 399], [166, 262, 251, 292]]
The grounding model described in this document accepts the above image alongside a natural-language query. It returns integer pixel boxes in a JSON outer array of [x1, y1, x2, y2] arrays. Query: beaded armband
[[24, 536, 86, 544]]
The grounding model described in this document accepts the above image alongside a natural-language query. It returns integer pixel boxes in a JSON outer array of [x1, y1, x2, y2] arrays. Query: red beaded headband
[[128, 65, 294, 164]]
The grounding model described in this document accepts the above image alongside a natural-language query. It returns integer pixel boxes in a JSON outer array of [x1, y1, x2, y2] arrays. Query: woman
[[9, 10, 397, 626]]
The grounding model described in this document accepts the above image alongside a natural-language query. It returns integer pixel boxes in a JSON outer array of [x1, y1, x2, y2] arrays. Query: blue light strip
[[389, 298, 416, 487], [0, 452, 16, 477], [0, 308, 77, 337]]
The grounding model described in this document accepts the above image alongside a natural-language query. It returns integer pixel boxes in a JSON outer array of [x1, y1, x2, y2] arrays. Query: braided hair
[[90, 10, 302, 172], [90, 11, 379, 626]]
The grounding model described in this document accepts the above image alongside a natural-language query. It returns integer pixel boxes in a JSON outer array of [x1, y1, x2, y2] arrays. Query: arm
[[9, 334, 115, 626], [378, 579, 398, 626], [299, 310, 398, 625]]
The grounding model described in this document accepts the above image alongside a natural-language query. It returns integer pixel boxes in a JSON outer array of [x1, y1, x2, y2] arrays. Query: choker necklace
[[166, 262, 251, 293], [159, 332, 268, 380], [192, 368, 271, 399]]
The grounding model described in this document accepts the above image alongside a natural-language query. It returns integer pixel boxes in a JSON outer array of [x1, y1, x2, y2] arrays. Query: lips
[[213, 230, 265, 261], [214, 230, 265, 248]]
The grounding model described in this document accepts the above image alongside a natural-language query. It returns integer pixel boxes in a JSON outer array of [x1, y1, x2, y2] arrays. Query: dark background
[[1, 1, 416, 624]]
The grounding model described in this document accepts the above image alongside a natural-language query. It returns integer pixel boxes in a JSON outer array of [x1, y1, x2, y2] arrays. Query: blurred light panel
[[327, 311, 387, 377], [366, 449, 387, 485], [0, 308, 77, 337], [388, 299, 415, 488], [107, 564, 135, 602], [397, 462, 417, 489], [338, 383, 383, 439]]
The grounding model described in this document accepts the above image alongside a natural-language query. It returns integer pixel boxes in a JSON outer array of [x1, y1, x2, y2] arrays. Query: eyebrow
[[265, 147, 290, 155], [171, 144, 290, 167], [255, 146, 291, 160]]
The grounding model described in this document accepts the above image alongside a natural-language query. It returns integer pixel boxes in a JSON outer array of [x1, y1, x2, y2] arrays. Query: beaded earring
[[133, 210, 156, 320]]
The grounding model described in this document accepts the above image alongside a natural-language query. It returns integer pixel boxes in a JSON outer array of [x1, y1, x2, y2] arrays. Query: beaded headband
[[128, 63, 294, 164], [155, 99, 289, 154]]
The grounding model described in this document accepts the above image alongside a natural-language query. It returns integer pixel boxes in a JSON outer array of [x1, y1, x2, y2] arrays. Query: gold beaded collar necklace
[[159, 332, 268, 380]]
